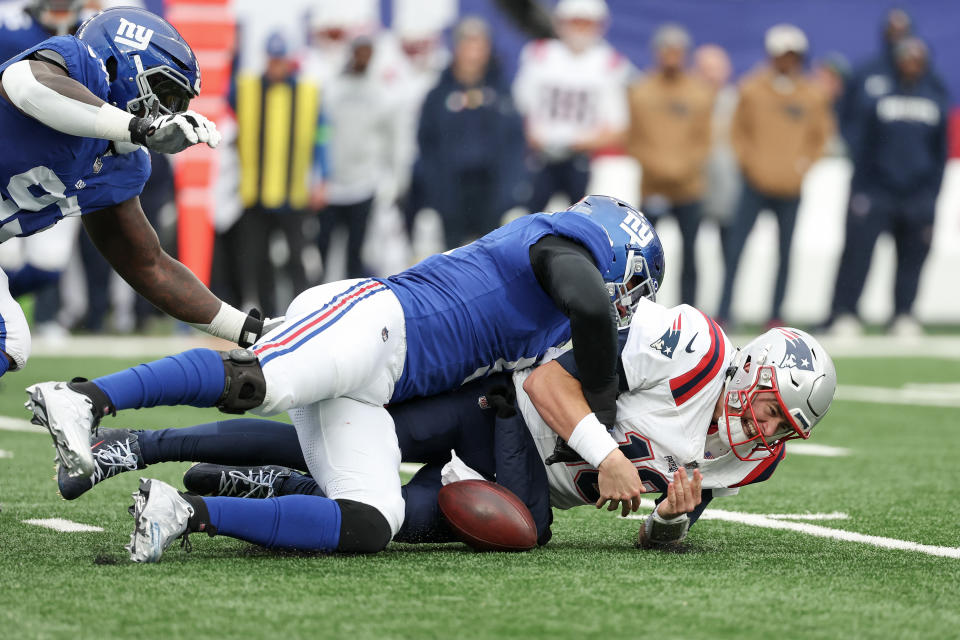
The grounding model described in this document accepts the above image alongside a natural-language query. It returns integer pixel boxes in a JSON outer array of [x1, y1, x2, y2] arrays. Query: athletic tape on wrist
[[642, 510, 690, 546], [567, 412, 619, 469], [189, 303, 248, 343]]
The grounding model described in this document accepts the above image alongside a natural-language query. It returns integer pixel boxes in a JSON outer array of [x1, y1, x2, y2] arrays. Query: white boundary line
[[0, 449, 13, 458], [628, 501, 959, 559], [22, 518, 103, 533]]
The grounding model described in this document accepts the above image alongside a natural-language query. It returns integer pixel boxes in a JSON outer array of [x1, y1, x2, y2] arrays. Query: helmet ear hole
[[105, 56, 118, 82]]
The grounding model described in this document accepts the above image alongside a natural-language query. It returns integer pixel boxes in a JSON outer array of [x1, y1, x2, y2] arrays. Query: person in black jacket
[[827, 37, 948, 336], [414, 16, 526, 249]]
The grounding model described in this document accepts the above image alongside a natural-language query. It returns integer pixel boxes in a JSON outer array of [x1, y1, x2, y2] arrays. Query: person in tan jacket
[[717, 24, 834, 326], [628, 24, 713, 305]]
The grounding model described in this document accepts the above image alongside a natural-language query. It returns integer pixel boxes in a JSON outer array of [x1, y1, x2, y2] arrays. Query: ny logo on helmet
[[778, 329, 814, 371], [618, 211, 655, 247], [115, 18, 154, 50]]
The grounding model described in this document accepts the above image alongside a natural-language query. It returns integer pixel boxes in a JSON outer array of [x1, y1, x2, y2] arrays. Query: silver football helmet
[[719, 327, 837, 461]]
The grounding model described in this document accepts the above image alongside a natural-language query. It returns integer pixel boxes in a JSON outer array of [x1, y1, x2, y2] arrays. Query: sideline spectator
[[627, 24, 712, 305], [231, 32, 318, 316], [512, 0, 630, 212], [314, 36, 403, 279], [838, 8, 913, 151], [826, 38, 948, 337], [415, 17, 525, 249], [717, 24, 833, 327]]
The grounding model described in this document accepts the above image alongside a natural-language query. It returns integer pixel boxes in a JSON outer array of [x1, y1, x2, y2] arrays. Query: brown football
[[438, 479, 538, 552]]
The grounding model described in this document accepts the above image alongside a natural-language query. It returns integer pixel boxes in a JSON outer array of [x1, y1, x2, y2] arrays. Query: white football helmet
[[719, 327, 837, 461]]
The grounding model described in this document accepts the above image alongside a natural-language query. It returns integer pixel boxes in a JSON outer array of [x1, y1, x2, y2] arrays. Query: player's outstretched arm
[[523, 361, 643, 515], [0, 59, 219, 153], [83, 197, 265, 346], [529, 235, 619, 425]]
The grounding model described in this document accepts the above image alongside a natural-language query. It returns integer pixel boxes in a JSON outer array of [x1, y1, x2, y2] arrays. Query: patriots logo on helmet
[[649, 315, 682, 358], [778, 328, 814, 371]]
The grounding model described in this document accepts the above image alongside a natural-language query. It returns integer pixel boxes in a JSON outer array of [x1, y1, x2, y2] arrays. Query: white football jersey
[[512, 38, 631, 151], [514, 298, 782, 509]]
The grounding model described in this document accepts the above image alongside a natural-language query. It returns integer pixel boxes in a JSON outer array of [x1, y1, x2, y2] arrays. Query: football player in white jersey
[[58, 299, 836, 558], [512, 0, 631, 212], [520, 298, 836, 546]]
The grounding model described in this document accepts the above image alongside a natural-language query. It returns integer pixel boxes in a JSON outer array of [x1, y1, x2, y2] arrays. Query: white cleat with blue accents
[[126, 478, 194, 563], [25, 381, 99, 478]]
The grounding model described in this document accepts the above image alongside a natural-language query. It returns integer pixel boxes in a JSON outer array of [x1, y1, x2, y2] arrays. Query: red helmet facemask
[[720, 364, 808, 461]]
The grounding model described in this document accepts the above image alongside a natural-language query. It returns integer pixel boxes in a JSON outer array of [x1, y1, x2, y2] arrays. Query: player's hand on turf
[[596, 449, 644, 517], [656, 468, 702, 520], [138, 110, 221, 154]]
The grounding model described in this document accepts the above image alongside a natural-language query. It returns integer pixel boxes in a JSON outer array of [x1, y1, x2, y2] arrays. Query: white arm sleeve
[[2, 60, 134, 142]]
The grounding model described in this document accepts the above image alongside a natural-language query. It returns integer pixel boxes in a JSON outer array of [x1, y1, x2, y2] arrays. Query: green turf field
[[1, 350, 959, 639]]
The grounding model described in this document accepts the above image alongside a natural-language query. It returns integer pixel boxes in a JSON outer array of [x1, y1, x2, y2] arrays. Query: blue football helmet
[[567, 195, 665, 328], [76, 7, 200, 115]]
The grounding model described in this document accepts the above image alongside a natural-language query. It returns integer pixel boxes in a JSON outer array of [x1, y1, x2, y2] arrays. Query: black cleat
[[57, 429, 144, 500], [183, 463, 292, 499]]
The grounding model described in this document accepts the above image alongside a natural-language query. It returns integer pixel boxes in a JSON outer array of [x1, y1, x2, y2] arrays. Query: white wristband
[[94, 103, 135, 142], [189, 302, 248, 343], [567, 413, 619, 469]]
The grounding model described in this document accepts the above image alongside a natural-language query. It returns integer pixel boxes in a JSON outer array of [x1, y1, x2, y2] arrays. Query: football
[[438, 479, 538, 552]]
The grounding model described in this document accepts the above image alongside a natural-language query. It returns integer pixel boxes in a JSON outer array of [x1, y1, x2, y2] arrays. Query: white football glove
[[138, 110, 222, 154]]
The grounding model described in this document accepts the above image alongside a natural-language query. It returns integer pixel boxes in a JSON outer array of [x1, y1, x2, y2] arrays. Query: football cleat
[[26, 381, 100, 478], [58, 429, 144, 500], [126, 478, 193, 563], [183, 463, 292, 499]]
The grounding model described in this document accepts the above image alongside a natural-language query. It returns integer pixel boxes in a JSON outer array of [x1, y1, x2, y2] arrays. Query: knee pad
[[335, 499, 392, 554], [216, 349, 266, 414]]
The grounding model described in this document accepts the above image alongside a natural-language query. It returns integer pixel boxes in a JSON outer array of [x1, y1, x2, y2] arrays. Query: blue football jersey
[[0, 36, 150, 242], [382, 211, 615, 402]]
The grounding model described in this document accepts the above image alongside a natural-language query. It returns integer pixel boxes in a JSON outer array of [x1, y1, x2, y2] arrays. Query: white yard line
[[837, 384, 960, 408], [787, 443, 852, 457], [0, 449, 13, 458], [0, 416, 43, 433], [22, 518, 103, 533], [628, 502, 958, 558], [754, 512, 849, 521]]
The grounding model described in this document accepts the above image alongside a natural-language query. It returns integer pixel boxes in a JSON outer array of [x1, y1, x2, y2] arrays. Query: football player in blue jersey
[[0, 7, 276, 378], [28, 194, 665, 556], [55, 320, 836, 561]]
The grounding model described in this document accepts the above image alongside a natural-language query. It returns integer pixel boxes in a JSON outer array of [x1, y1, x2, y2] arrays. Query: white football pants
[[250, 278, 408, 535]]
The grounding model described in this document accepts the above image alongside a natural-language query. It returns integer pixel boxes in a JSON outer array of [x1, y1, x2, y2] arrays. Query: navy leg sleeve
[[137, 418, 305, 468]]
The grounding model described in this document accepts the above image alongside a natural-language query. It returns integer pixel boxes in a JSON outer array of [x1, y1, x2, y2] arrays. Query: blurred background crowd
[[1, 0, 957, 338]]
